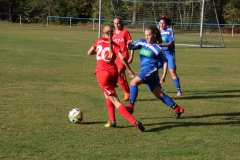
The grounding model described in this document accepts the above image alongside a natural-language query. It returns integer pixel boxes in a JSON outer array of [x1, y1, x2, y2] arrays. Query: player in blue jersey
[[126, 26, 184, 119], [158, 15, 182, 96]]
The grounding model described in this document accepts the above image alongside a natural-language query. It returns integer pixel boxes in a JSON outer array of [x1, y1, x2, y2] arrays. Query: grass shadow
[[136, 89, 240, 101], [144, 112, 240, 132]]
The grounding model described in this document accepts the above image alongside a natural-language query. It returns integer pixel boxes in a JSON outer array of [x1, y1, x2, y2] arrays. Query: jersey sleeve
[[124, 30, 132, 41], [168, 30, 175, 42], [130, 39, 145, 50], [92, 39, 99, 48]]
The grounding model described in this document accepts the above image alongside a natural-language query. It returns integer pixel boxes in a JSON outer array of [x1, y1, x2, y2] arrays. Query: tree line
[[0, 0, 239, 24]]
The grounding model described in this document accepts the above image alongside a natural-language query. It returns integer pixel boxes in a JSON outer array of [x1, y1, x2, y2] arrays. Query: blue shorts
[[137, 68, 161, 92], [165, 52, 176, 69]]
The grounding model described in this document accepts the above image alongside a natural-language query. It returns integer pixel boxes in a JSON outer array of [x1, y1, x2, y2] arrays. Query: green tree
[[214, 0, 228, 24], [223, 0, 240, 24]]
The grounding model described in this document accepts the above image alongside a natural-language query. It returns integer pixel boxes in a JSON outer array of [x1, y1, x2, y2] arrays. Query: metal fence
[[1, 13, 240, 37]]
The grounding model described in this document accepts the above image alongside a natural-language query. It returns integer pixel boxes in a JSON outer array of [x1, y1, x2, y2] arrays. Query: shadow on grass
[[79, 121, 105, 125], [181, 112, 240, 119], [144, 112, 240, 132], [136, 89, 240, 101], [79, 121, 127, 128]]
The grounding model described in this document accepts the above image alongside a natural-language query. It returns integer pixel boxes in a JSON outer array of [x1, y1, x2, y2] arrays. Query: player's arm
[[127, 40, 134, 50], [128, 49, 134, 64], [87, 46, 96, 55], [159, 41, 174, 47], [159, 50, 168, 84], [127, 41, 138, 50], [126, 32, 135, 63], [159, 62, 167, 84], [159, 31, 174, 47], [117, 51, 135, 78]]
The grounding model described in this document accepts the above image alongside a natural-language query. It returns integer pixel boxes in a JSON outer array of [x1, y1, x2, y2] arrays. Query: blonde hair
[[114, 16, 124, 28], [102, 25, 114, 39], [102, 25, 114, 61]]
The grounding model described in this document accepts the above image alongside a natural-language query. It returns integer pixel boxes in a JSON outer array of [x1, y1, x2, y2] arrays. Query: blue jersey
[[159, 28, 175, 54], [129, 39, 167, 71]]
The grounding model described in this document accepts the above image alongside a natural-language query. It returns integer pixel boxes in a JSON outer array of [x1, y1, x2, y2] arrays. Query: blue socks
[[159, 93, 176, 108], [129, 85, 138, 105], [173, 78, 181, 92]]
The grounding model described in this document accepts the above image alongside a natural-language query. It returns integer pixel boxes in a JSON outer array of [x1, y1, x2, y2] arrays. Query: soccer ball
[[68, 108, 83, 123]]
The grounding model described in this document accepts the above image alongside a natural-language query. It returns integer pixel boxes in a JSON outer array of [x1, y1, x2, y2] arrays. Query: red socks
[[117, 104, 136, 126], [118, 74, 130, 94], [106, 98, 115, 122]]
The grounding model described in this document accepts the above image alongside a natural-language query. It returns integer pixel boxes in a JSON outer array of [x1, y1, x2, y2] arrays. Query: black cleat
[[127, 107, 134, 114], [136, 121, 145, 132], [127, 104, 134, 114]]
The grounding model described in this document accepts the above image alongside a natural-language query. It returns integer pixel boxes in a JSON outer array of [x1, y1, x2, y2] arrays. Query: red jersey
[[92, 38, 121, 74], [112, 29, 132, 60]]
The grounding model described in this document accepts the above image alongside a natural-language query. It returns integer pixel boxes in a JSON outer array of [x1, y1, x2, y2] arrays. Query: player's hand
[[127, 40, 133, 44], [128, 57, 133, 64], [128, 70, 135, 78], [159, 76, 165, 84]]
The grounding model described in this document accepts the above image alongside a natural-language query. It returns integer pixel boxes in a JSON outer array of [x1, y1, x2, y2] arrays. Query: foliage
[[223, 0, 240, 24], [0, 0, 239, 24]]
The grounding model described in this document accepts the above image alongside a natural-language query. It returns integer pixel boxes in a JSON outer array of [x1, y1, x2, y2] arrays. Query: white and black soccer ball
[[68, 108, 83, 123]]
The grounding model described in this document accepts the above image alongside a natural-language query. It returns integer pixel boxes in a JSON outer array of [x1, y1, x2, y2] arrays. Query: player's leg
[[104, 95, 116, 127], [108, 94, 145, 132], [96, 70, 117, 127], [149, 84, 184, 119], [127, 76, 145, 114], [169, 69, 182, 96], [167, 54, 182, 96], [117, 64, 130, 101]]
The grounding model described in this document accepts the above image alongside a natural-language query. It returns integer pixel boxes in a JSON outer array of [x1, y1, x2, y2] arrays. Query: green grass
[[0, 23, 240, 160]]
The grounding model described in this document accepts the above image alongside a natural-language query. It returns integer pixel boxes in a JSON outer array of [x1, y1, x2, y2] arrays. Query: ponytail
[[145, 26, 162, 44]]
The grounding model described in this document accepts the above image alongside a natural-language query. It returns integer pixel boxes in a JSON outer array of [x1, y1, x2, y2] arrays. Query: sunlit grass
[[0, 23, 240, 160]]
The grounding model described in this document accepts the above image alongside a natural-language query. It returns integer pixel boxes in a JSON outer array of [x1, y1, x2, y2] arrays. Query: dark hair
[[145, 26, 162, 44], [160, 15, 174, 26]]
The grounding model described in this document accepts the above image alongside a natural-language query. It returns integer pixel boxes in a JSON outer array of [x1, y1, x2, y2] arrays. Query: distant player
[[87, 25, 145, 132], [112, 17, 134, 101], [158, 15, 182, 96], [127, 26, 184, 119]]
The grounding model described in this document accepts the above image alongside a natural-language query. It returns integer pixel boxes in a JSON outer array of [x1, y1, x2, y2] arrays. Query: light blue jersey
[[159, 28, 176, 69], [130, 39, 167, 72], [159, 28, 175, 54]]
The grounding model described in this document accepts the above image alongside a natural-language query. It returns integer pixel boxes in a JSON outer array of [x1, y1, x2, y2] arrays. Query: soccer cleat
[[122, 93, 130, 101], [173, 106, 184, 119], [135, 121, 145, 132], [177, 91, 182, 97], [126, 104, 134, 114], [104, 121, 116, 128]]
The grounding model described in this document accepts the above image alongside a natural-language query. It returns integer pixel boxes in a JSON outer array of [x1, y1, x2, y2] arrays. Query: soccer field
[[0, 23, 240, 160]]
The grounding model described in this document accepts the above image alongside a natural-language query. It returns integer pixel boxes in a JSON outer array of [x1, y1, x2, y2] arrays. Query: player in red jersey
[[112, 17, 134, 101], [87, 25, 145, 132]]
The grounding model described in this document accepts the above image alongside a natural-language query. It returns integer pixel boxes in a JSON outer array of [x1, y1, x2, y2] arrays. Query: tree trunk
[[8, 0, 12, 22], [132, 1, 136, 25]]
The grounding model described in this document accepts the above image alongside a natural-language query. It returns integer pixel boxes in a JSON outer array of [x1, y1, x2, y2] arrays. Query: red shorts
[[95, 69, 118, 96]]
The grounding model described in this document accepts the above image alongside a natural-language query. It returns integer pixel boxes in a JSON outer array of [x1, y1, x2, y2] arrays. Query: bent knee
[[130, 77, 142, 86]]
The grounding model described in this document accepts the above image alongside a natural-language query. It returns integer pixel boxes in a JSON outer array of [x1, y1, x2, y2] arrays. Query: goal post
[[106, 0, 225, 48]]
